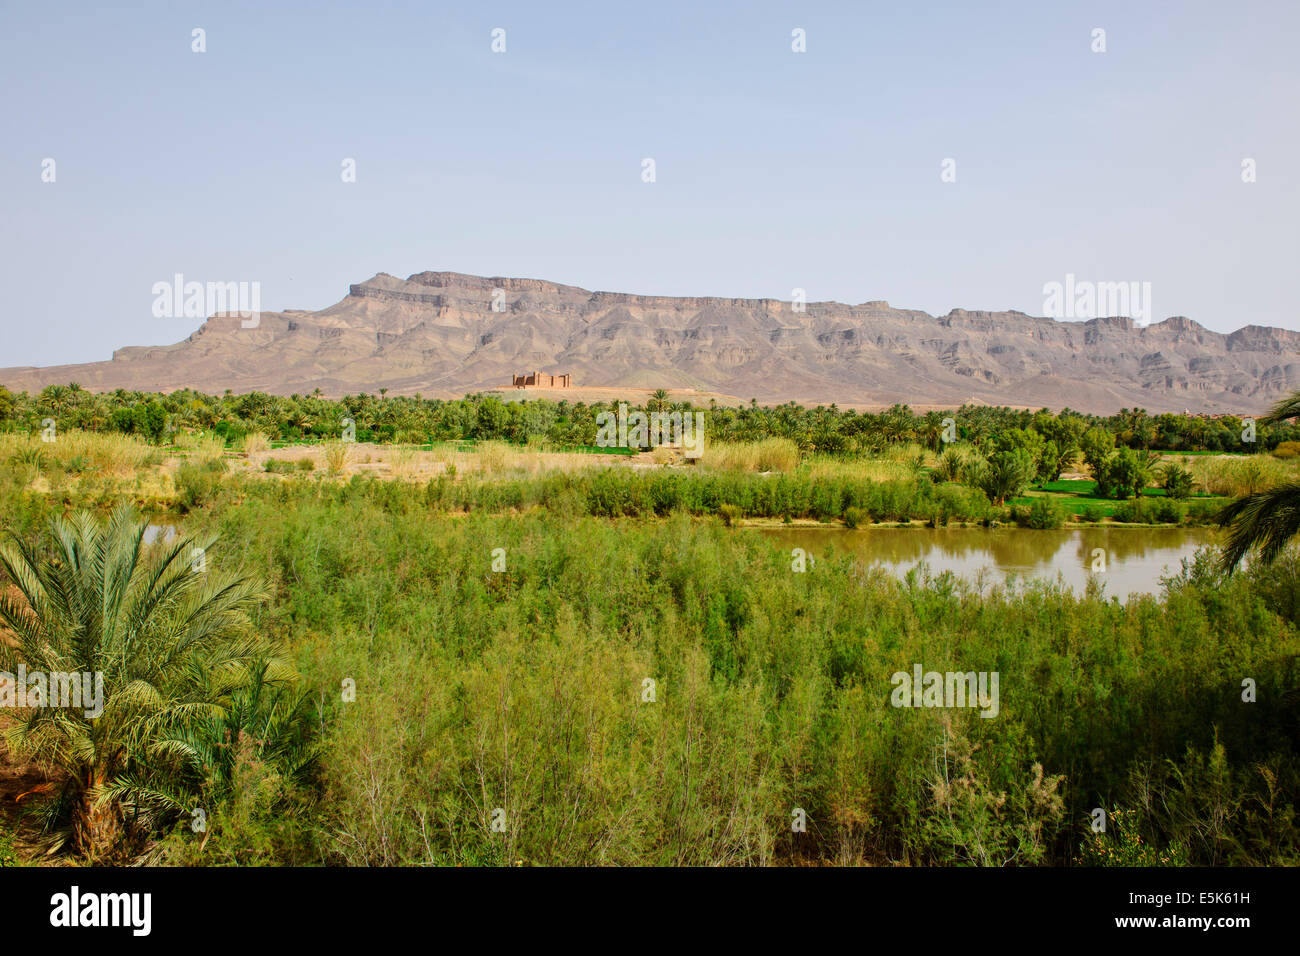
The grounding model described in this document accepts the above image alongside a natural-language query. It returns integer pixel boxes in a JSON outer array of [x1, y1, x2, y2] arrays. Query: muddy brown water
[[753, 526, 1221, 601]]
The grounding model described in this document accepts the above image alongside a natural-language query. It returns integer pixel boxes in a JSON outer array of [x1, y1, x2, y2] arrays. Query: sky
[[1, 0, 1298, 367]]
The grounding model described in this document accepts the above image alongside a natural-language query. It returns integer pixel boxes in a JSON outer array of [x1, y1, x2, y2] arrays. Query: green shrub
[[7, 467, 1300, 867], [1079, 503, 1104, 523], [1096, 447, 1153, 499], [930, 447, 964, 483], [8, 445, 46, 473], [1152, 498, 1184, 524], [1112, 499, 1144, 523], [1017, 497, 1069, 529], [1079, 809, 1190, 867], [175, 463, 223, 512], [1159, 462, 1194, 499]]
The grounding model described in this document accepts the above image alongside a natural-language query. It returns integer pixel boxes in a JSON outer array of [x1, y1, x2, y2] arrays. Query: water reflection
[[143, 524, 177, 545], [753, 526, 1220, 601]]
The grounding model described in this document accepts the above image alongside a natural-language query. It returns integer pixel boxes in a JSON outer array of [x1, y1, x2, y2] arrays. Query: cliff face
[[3, 270, 1297, 413]]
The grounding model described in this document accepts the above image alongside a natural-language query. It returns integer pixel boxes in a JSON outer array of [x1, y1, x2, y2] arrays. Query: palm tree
[[920, 410, 946, 452], [104, 658, 320, 843], [973, 447, 1036, 506], [1219, 390, 1300, 572], [0, 507, 271, 858], [286, 409, 312, 436]]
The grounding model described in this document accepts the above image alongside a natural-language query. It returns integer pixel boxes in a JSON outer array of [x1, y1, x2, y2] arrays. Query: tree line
[[0, 382, 1292, 454]]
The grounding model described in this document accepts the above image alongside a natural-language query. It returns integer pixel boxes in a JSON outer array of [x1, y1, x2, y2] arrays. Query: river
[[753, 526, 1221, 601]]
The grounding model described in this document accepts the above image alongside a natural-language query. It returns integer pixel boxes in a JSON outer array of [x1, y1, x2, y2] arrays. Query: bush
[[1079, 503, 1105, 523], [8, 444, 46, 476], [175, 463, 223, 512], [324, 442, 349, 476], [10, 462, 1300, 866], [1095, 447, 1152, 500], [1079, 809, 1190, 867], [843, 506, 867, 529], [1016, 497, 1069, 529], [195, 433, 227, 465], [1158, 462, 1194, 499], [1112, 499, 1145, 523], [109, 400, 169, 444], [1152, 498, 1184, 524], [930, 447, 965, 483]]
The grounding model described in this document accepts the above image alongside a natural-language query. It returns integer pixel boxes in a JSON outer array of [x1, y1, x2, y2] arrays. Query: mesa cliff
[[3, 270, 1296, 414]]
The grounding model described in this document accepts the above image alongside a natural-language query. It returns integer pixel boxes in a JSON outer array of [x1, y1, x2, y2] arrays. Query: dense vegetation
[[0, 508, 317, 862], [0, 383, 1292, 454], [4, 487, 1296, 866], [0, 385, 1296, 867]]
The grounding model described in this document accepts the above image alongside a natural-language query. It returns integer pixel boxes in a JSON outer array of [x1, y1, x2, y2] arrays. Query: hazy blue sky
[[2, 0, 1297, 367]]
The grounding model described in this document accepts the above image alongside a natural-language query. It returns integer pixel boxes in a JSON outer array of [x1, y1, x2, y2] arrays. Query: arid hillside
[[3, 270, 1296, 413]]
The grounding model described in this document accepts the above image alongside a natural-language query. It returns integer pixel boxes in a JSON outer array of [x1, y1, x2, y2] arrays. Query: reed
[[702, 438, 800, 472], [475, 440, 511, 476], [1187, 454, 1291, 496], [195, 433, 227, 465], [56, 430, 151, 477], [390, 446, 421, 478], [324, 441, 349, 476]]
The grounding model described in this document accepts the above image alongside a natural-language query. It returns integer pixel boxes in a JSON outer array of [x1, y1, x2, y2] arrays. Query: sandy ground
[[485, 385, 746, 406], [483, 386, 1043, 414], [0, 729, 51, 809], [186, 441, 666, 483]]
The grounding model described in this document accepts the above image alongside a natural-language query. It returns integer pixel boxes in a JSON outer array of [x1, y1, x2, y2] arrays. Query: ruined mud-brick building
[[511, 371, 572, 388]]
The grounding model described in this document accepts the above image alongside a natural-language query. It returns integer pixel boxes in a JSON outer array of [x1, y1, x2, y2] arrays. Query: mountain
[[3, 270, 1296, 414]]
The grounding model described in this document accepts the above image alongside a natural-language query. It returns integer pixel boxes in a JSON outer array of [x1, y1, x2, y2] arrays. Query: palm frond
[[0, 507, 318, 860], [1217, 481, 1300, 572], [1262, 392, 1300, 425]]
